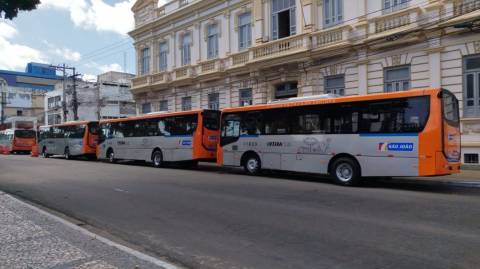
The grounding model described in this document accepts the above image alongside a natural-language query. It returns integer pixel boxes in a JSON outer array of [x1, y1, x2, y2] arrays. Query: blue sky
[[0, 0, 149, 81]]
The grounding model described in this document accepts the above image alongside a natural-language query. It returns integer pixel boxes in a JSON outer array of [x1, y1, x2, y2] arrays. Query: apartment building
[[129, 0, 480, 164], [0, 63, 60, 125], [45, 71, 136, 124]]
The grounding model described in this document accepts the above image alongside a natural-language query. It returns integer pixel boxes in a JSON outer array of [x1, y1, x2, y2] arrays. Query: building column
[[426, 33, 443, 88], [357, 49, 368, 95], [253, 0, 264, 44]]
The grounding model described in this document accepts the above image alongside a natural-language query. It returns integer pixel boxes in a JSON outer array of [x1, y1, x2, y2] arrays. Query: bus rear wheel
[[41, 147, 49, 158], [152, 150, 163, 168], [243, 154, 261, 175], [331, 157, 361, 186]]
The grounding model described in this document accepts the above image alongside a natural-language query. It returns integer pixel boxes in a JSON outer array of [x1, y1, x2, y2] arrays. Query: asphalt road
[[0, 154, 479, 269]]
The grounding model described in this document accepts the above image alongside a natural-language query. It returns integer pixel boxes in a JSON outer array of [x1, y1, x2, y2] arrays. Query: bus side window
[[241, 112, 263, 135]]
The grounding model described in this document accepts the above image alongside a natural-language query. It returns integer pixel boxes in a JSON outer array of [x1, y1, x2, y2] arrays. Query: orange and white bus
[[0, 128, 36, 154], [37, 121, 99, 159], [218, 88, 460, 185], [0, 117, 37, 154], [97, 110, 220, 167]]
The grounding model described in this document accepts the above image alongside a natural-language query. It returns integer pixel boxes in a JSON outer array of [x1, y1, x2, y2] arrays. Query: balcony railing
[[151, 72, 166, 84], [179, 0, 189, 7], [230, 51, 250, 66], [452, 0, 480, 16], [200, 60, 216, 73], [252, 34, 309, 60], [131, 76, 149, 88], [312, 25, 352, 49], [374, 10, 411, 34]]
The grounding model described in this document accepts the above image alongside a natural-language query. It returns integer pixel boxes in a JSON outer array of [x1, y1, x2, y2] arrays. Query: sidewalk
[[0, 192, 178, 269], [393, 170, 480, 188]]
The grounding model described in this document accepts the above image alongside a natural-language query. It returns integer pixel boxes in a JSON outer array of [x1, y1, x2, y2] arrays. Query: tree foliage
[[0, 0, 40, 20]]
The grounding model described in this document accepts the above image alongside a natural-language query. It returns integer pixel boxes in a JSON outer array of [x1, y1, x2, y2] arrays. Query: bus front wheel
[[243, 154, 261, 175], [107, 149, 116, 163], [64, 147, 72, 160], [331, 157, 361, 186], [152, 150, 163, 168]]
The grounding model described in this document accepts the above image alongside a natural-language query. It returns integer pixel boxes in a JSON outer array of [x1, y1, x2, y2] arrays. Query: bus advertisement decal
[[378, 142, 414, 152]]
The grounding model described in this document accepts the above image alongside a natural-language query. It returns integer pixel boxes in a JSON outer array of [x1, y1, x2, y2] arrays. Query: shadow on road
[[46, 156, 480, 195]]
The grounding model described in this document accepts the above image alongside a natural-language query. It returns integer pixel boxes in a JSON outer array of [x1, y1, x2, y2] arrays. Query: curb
[[1, 191, 179, 269]]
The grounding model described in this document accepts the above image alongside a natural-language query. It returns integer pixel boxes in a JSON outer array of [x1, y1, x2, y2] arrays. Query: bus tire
[[331, 157, 361, 186], [243, 153, 261, 175], [64, 147, 72, 160], [41, 147, 49, 158], [107, 149, 116, 163], [152, 150, 163, 168]]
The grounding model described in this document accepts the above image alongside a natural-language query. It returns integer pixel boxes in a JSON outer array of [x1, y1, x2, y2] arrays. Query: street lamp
[[0, 78, 7, 126]]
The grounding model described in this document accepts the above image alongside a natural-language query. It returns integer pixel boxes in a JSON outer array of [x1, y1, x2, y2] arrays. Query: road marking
[[114, 188, 129, 193], [1, 192, 179, 269]]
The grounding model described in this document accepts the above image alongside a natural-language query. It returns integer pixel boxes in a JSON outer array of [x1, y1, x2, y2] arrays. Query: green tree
[[0, 0, 40, 20]]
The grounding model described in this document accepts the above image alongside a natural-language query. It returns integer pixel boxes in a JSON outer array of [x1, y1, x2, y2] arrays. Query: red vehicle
[[0, 129, 36, 154]]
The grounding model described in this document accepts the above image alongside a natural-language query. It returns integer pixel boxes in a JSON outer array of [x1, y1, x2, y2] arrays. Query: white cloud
[[40, 0, 136, 35], [0, 21, 46, 71], [99, 63, 123, 73], [82, 74, 97, 82], [43, 41, 82, 62]]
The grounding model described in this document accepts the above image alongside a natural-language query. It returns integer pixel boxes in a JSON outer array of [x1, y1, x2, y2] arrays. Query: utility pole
[[71, 68, 81, 121], [50, 64, 80, 122]]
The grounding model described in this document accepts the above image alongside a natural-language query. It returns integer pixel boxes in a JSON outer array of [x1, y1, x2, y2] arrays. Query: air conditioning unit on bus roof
[[268, 94, 340, 104]]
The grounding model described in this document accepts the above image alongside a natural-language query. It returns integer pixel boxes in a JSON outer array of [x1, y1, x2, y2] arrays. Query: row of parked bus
[[15, 88, 463, 185]]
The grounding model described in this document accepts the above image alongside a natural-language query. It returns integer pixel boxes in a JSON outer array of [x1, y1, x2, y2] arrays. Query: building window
[[207, 24, 219, 59], [239, 88, 253, 106], [16, 110, 23, 116], [324, 0, 343, 27], [464, 153, 479, 164], [384, 65, 410, 92], [159, 42, 168, 72], [325, 75, 345, 95], [159, 100, 168, 111], [275, 82, 298, 99], [182, 96, 192, 111], [238, 12, 252, 50], [208, 93, 220, 110], [141, 48, 150, 75], [47, 97, 61, 109], [272, 0, 296, 40], [181, 33, 192, 66], [383, 0, 408, 13], [464, 55, 480, 117], [142, 103, 151, 114]]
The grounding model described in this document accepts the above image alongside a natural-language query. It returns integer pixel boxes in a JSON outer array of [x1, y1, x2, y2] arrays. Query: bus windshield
[[442, 90, 460, 126], [14, 130, 36, 139]]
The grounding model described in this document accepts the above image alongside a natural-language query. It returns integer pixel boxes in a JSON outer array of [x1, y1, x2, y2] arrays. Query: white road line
[[114, 188, 129, 193], [1, 192, 179, 269]]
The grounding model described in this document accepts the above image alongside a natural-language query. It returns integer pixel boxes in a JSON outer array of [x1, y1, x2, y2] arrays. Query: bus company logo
[[378, 142, 414, 152], [181, 140, 192, 146], [267, 141, 283, 147]]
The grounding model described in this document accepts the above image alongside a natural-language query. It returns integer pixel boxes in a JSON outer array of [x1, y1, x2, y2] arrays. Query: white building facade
[[129, 0, 480, 165], [45, 71, 137, 124]]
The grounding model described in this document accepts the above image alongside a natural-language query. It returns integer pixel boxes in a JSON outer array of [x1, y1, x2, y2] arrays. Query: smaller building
[[45, 71, 137, 124], [0, 63, 59, 125]]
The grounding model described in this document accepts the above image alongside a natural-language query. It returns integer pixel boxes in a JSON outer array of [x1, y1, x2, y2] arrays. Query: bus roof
[[40, 121, 96, 128], [222, 88, 442, 113], [99, 109, 208, 124]]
